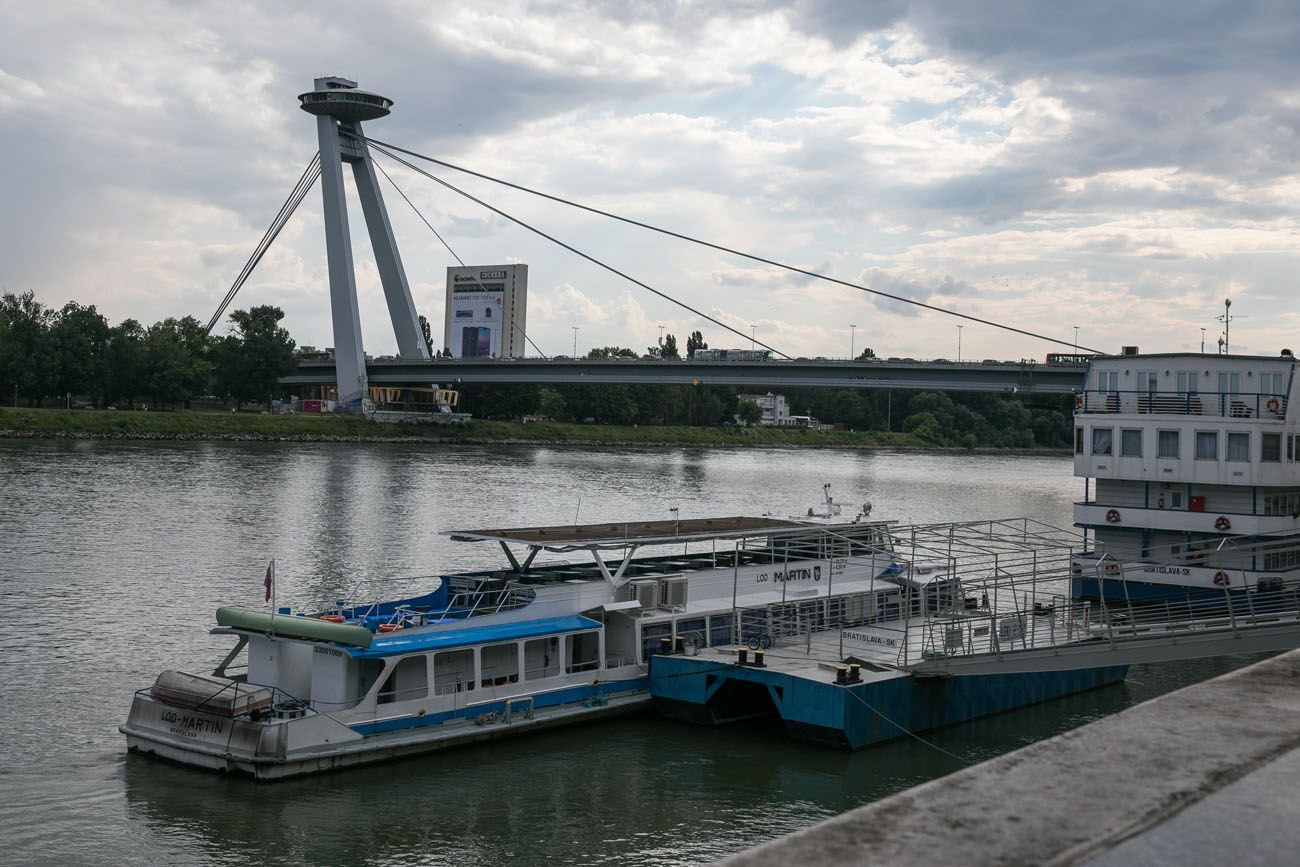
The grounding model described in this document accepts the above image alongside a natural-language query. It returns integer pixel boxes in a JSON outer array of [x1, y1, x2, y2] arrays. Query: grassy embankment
[[0, 406, 923, 448]]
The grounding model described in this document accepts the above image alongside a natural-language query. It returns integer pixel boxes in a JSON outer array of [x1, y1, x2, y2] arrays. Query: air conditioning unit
[[632, 580, 659, 610], [660, 576, 688, 610]]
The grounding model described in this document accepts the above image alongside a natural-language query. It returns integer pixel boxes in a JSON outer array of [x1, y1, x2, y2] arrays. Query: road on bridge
[[280, 358, 1087, 395]]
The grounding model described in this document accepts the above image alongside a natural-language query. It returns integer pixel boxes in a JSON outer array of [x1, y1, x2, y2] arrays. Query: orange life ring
[[1075, 394, 1084, 409], [1104, 562, 1121, 574], [1213, 571, 1231, 588], [1105, 509, 1121, 523], [1267, 398, 1281, 413], [1214, 515, 1231, 531], [320, 614, 345, 623], [378, 623, 402, 633]]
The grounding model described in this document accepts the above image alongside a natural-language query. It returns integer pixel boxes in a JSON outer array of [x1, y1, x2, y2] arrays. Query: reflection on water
[[0, 440, 1270, 865]]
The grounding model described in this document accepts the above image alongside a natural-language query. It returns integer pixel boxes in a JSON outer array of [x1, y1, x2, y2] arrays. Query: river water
[[0, 441, 1266, 865]]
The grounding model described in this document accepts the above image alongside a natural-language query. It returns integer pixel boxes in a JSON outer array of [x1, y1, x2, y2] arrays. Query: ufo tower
[[299, 76, 429, 406]]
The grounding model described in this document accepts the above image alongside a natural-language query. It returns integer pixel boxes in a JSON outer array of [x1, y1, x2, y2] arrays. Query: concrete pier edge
[[722, 649, 1300, 866]]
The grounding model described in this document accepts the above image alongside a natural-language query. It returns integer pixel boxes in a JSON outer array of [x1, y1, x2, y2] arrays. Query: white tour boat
[[122, 498, 925, 779], [1072, 348, 1300, 601]]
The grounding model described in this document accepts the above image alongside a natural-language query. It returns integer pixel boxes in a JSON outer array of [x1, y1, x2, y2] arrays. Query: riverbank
[[0, 407, 939, 449]]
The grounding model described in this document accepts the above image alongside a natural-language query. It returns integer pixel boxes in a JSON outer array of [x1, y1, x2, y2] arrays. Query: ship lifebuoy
[[1213, 571, 1231, 588], [1267, 398, 1281, 413], [1075, 394, 1084, 409], [1104, 562, 1121, 574], [320, 614, 345, 623], [378, 623, 402, 633], [1214, 515, 1231, 531], [1105, 509, 1121, 523]]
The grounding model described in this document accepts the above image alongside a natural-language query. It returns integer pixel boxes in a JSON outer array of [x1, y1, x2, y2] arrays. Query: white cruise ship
[[1072, 348, 1300, 601]]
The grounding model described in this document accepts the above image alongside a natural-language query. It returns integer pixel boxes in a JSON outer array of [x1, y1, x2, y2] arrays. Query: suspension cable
[[358, 135, 1101, 354], [206, 153, 322, 334], [363, 140, 792, 359], [370, 157, 551, 359]]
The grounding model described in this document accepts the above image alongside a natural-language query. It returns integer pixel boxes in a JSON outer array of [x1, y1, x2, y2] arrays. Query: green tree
[[538, 387, 566, 420], [48, 302, 112, 406], [418, 314, 434, 357], [212, 306, 296, 409], [686, 331, 708, 357], [856, 347, 876, 360], [736, 398, 763, 426], [661, 333, 680, 359], [586, 346, 638, 359], [0, 291, 55, 406], [104, 319, 146, 408], [141, 316, 212, 409]]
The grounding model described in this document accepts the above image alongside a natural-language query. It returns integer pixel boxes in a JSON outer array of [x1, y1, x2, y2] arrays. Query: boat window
[[1075, 428, 1084, 454], [480, 642, 520, 687], [1091, 428, 1113, 456], [1136, 371, 1158, 393], [524, 636, 559, 680], [640, 622, 672, 663], [1120, 429, 1142, 457], [565, 631, 600, 673], [1169, 490, 1184, 509], [708, 614, 734, 646], [1176, 371, 1199, 394], [1226, 432, 1250, 462], [433, 649, 475, 695], [378, 655, 428, 705], [1158, 430, 1180, 459], [1288, 434, 1295, 462], [675, 617, 706, 648], [1261, 372, 1285, 396], [359, 659, 384, 700], [1098, 370, 1119, 392], [1263, 433, 1282, 462], [1195, 431, 1218, 460]]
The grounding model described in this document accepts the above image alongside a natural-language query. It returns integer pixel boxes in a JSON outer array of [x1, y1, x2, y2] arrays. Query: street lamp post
[[850, 324, 857, 360], [658, 324, 664, 347], [957, 325, 963, 362], [750, 325, 757, 351], [1073, 325, 1079, 354], [572, 326, 579, 358]]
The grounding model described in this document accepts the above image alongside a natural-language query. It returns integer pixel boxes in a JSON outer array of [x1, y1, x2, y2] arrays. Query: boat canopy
[[447, 516, 820, 551]]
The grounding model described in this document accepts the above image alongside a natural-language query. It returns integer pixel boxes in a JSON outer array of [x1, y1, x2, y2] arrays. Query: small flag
[[264, 561, 274, 602]]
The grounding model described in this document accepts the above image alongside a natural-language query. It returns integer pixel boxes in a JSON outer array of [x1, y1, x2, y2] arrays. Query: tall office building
[[443, 264, 528, 358]]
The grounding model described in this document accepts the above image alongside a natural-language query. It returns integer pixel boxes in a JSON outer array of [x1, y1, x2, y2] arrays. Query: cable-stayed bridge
[[216, 77, 1101, 406]]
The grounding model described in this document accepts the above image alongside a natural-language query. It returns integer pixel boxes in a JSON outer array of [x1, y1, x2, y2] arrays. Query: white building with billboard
[[443, 264, 528, 358]]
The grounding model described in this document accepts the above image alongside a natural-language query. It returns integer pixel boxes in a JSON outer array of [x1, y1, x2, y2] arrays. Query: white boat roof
[[447, 516, 878, 550]]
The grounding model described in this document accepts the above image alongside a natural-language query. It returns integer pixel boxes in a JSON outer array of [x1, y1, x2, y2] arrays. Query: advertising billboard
[[444, 265, 527, 358]]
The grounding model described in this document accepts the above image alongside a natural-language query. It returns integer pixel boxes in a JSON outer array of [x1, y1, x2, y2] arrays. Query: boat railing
[[1075, 389, 1288, 419], [424, 582, 536, 625], [916, 570, 1300, 661], [138, 678, 313, 719]]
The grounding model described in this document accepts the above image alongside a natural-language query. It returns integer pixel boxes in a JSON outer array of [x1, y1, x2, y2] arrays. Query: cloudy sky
[[3, 0, 1298, 361]]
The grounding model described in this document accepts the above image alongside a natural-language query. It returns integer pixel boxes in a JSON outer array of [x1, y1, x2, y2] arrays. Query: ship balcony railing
[[1075, 389, 1288, 420], [1074, 501, 1298, 536]]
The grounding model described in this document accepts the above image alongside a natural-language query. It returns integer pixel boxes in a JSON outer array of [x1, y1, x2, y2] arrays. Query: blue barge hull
[[650, 656, 1129, 749]]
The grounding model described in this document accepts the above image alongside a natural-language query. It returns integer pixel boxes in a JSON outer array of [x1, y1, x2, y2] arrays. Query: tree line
[[456, 343, 1075, 448], [0, 291, 297, 409]]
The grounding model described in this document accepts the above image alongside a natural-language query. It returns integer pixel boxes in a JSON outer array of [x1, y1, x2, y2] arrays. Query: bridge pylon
[[298, 76, 428, 406]]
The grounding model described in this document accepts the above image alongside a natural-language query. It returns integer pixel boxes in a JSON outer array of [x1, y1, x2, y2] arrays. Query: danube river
[[0, 441, 1264, 865]]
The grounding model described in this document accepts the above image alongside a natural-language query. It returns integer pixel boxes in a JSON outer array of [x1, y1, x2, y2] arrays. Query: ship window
[[1170, 490, 1184, 509], [1097, 371, 1119, 391], [1091, 428, 1113, 455], [1136, 371, 1158, 393], [1261, 372, 1284, 395], [1075, 428, 1084, 454], [640, 622, 672, 663], [709, 614, 734, 646], [1227, 432, 1250, 462], [565, 631, 600, 673], [1158, 430, 1180, 459], [1263, 433, 1282, 462], [433, 649, 475, 695], [480, 642, 520, 687], [378, 655, 428, 705], [1289, 434, 1295, 462], [1195, 431, 1218, 460], [1121, 429, 1143, 457], [524, 636, 559, 680], [675, 617, 707, 647], [1176, 371, 1199, 394]]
